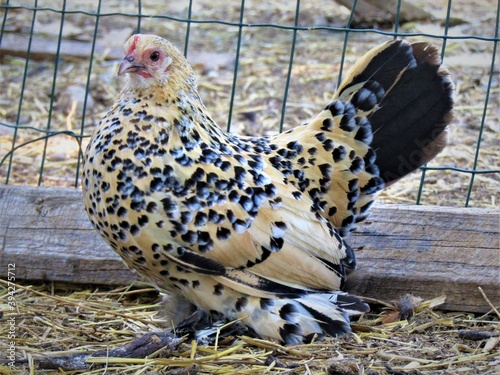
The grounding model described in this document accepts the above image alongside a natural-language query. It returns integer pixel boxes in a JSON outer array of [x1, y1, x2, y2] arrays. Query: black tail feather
[[370, 43, 453, 184], [338, 40, 454, 185]]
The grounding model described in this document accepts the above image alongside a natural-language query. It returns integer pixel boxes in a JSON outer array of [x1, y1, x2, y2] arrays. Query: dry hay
[[1, 279, 499, 374]]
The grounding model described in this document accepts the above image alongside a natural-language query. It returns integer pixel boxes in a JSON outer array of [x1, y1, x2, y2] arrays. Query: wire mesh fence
[[0, 0, 498, 207]]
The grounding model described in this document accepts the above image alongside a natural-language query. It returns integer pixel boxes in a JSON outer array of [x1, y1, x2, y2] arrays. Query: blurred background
[[0, 0, 498, 207]]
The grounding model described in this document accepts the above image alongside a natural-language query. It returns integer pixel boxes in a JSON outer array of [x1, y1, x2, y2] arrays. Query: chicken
[[82, 34, 454, 344]]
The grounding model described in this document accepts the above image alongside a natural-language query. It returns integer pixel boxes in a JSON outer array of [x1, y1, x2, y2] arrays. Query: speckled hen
[[82, 34, 454, 344]]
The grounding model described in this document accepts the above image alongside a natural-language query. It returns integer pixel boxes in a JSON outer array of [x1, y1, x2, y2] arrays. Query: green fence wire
[[0, 0, 499, 208]]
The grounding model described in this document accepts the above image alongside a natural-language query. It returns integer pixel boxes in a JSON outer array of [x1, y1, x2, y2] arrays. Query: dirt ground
[[0, 0, 499, 374]]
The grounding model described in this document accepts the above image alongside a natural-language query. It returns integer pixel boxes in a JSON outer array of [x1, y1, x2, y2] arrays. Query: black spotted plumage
[[83, 34, 454, 344]]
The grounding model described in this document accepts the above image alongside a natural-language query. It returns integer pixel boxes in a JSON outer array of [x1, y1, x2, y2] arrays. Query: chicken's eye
[[150, 51, 160, 61]]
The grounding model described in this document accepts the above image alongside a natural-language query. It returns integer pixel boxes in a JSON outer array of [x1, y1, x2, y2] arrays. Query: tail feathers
[[240, 292, 368, 345], [165, 277, 368, 345], [336, 39, 454, 185]]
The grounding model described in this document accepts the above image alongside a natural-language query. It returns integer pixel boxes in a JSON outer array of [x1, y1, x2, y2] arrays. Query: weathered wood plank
[[0, 33, 234, 70], [346, 205, 500, 313], [0, 185, 498, 312], [335, 0, 433, 25], [0, 33, 123, 61], [0, 184, 139, 285]]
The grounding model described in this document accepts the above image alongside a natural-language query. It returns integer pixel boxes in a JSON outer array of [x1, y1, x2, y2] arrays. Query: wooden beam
[[0, 185, 498, 312], [345, 204, 500, 313], [0, 33, 123, 61], [0, 33, 234, 70], [333, 0, 435, 28]]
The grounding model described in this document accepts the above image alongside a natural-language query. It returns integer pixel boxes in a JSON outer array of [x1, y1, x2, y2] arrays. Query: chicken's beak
[[118, 56, 144, 76]]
